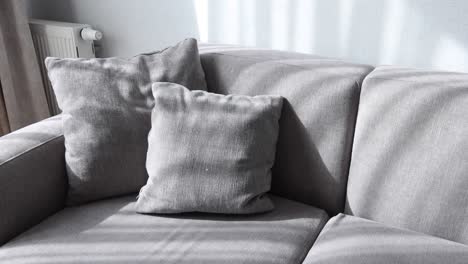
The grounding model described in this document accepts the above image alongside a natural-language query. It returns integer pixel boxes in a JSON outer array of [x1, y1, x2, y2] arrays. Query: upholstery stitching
[[365, 76, 456, 84], [0, 134, 64, 168]]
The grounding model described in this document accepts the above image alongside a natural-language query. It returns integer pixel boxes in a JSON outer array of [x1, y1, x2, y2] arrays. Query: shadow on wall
[[194, 0, 468, 72]]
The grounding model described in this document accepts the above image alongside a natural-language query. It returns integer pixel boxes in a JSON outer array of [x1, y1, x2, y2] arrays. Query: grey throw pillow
[[46, 39, 207, 205], [136, 82, 283, 214]]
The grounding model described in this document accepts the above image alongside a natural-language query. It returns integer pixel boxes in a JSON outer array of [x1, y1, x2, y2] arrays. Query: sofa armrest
[[0, 115, 67, 245]]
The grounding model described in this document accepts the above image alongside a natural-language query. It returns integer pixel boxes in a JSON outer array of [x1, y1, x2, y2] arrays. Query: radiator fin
[[29, 19, 96, 115]]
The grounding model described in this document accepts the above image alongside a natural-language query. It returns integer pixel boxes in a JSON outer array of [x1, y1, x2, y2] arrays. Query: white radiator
[[29, 19, 102, 115]]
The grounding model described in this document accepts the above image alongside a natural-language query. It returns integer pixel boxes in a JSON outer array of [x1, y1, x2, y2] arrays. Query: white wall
[[27, 0, 200, 58], [28, 0, 468, 72]]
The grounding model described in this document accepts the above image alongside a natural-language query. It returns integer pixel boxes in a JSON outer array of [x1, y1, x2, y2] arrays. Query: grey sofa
[[0, 45, 467, 263]]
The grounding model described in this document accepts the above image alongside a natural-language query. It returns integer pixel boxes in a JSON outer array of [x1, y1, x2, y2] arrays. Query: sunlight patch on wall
[[338, 0, 354, 57], [192, 0, 468, 72], [194, 0, 209, 42], [379, 0, 406, 64], [294, 0, 316, 53], [271, 0, 290, 50], [240, 0, 257, 46], [223, 0, 240, 43], [432, 35, 468, 72]]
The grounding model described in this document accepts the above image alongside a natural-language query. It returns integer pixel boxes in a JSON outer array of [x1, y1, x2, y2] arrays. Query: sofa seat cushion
[[303, 214, 468, 264], [0, 195, 328, 264]]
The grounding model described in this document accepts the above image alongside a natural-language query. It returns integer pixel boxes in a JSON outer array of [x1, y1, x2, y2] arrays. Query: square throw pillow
[[46, 39, 207, 205], [136, 82, 283, 214]]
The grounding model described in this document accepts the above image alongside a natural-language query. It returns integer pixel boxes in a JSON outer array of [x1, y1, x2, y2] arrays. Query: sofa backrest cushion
[[346, 66, 468, 244], [200, 46, 373, 215]]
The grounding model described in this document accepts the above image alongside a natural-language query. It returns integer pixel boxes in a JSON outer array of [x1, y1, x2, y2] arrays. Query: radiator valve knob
[[81, 28, 103, 41]]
